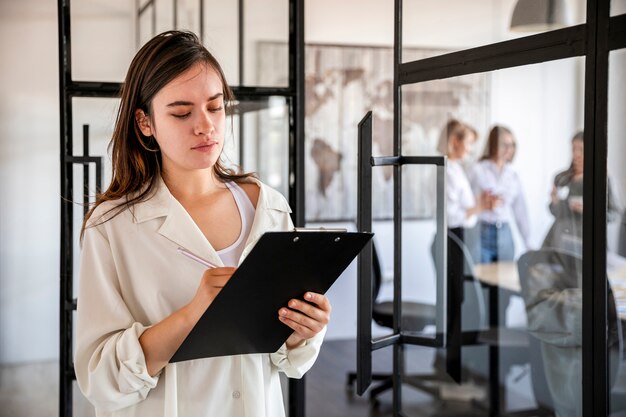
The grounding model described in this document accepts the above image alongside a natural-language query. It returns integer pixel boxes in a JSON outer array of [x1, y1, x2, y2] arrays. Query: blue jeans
[[479, 221, 514, 263]]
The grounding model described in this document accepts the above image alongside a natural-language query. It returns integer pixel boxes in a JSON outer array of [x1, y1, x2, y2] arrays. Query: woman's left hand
[[279, 292, 331, 349]]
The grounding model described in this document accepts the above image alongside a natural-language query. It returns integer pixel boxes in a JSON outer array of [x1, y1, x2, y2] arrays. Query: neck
[[162, 167, 223, 201], [494, 158, 506, 169]]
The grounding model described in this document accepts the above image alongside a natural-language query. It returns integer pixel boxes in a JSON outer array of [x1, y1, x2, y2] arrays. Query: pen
[[177, 247, 218, 269]]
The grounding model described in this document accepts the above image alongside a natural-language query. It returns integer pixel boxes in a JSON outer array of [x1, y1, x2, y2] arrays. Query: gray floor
[[0, 339, 537, 417]]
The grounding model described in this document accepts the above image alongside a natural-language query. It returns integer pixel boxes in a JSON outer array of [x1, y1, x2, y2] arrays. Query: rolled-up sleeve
[[74, 225, 159, 412], [270, 327, 326, 379]]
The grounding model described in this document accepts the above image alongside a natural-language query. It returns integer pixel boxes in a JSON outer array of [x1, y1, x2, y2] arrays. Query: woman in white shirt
[[74, 31, 330, 417], [436, 120, 492, 240], [470, 125, 530, 263]]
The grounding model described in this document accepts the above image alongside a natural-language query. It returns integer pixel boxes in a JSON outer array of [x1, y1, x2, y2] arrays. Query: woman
[[470, 125, 530, 263], [542, 131, 619, 251], [74, 31, 330, 417], [436, 119, 493, 240]]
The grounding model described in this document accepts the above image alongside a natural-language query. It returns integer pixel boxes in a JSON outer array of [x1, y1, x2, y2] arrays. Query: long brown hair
[[81, 30, 253, 237], [481, 125, 516, 162]]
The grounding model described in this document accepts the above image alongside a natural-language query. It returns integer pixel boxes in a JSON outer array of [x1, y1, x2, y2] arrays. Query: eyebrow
[[166, 93, 223, 107]]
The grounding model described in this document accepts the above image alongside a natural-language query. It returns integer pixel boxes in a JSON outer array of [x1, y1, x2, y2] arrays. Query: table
[[472, 259, 626, 415], [474, 261, 626, 319]]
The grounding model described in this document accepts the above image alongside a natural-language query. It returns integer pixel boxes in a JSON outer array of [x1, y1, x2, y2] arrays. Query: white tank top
[[217, 181, 256, 267]]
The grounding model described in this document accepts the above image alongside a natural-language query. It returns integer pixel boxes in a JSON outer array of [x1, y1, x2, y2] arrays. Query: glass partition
[[402, 0, 586, 63], [398, 55, 585, 416], [612, 0, 626, 16], [608, 47, 626, 416]]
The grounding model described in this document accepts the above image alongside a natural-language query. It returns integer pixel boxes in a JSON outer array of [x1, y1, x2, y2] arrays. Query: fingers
[[277, 292, 332, 339], [202, 267, 236, 288]]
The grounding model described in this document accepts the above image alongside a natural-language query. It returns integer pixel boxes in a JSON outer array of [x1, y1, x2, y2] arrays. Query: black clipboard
[[170, 229, 373, 363]]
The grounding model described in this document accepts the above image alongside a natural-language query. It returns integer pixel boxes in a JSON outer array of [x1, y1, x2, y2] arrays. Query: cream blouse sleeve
[[270, 327, 327, 378], [74, 224, 159, 412]]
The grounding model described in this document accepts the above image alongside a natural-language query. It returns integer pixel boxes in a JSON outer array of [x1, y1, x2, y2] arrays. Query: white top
[[75, 176, 325, 417], [470, 160, 530, 246], [446, 160, 478, 229], [217, 181, 257, 267]]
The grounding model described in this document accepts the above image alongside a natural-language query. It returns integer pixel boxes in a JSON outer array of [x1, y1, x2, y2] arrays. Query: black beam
[[371, 334, 401, 351], [399, 24, 586, 85], [58, 0, 74, 416], [356, 111, 373, 397], [609, 14, 626, 50], [393, 0, 403, 414], [68, 81, 121, 98], [287, 1, 306, 416], [237, 0, 244, 166], [232, 86, 296, 98], [583, 0, 610, 416], [371, 155, 446, 167]]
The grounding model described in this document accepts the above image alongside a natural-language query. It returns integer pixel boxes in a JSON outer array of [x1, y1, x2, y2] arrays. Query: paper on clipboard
[[170, 229, 373, 363]]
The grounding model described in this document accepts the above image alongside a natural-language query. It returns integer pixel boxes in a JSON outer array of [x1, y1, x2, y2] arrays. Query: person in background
[[437, 119, 495, 243], [542, 131, 620, 252], [470, 125, 530, 263]]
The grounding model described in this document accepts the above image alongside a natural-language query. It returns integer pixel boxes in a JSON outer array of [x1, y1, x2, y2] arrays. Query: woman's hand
[[139, 266, 236, 376], [186, 267, 237, 323], [279, 292, 331, 349]]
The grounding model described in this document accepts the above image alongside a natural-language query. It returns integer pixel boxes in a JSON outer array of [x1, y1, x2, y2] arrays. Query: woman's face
[[572, 138, 584, 172], [497, 132, 516, 162], [450, 131, 475, 160], [137, 62, 226, 175]]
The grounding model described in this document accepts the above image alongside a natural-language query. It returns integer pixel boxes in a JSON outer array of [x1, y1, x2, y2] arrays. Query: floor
[[0, 339, 537, 417]]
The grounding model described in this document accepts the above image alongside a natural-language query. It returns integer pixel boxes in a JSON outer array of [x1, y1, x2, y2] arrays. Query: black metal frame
[[58, 0, 306, 416], [355, 0, 626, 416]]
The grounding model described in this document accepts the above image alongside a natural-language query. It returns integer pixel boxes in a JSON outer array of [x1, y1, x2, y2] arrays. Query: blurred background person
[[542, 131, 620, 252], [437, 119, 495, 243], [470, 125, 530, 263]]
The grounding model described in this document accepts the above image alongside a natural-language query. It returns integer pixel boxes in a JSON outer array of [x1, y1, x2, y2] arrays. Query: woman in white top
[[74, 31, 330, 417], [470, 125, 530, 263], [436, 120, 493, 238]]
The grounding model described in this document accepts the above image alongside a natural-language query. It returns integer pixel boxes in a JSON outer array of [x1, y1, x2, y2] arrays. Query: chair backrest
[[371, 241, 383, 302], [517, 249, 622, 412], [447, 231, 487, 330], [618, 210, 626, 258]]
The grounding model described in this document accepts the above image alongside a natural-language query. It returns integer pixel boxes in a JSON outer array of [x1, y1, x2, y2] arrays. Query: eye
[[172, 113, 191, 119], [208, 106, 223, 113]]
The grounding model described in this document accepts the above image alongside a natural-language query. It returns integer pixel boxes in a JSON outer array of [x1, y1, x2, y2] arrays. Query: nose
[[194, 111, 215, 136]]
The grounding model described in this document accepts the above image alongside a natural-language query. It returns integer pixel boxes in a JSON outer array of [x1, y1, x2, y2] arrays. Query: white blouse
[[74, 176, 325, 417], [446, 160, 478, 229], [470, 160, 530, 246]]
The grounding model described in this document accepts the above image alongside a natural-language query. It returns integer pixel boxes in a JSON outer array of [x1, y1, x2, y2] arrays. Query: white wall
[[0, 0, 135, 365], [0, 0, 61, 364]]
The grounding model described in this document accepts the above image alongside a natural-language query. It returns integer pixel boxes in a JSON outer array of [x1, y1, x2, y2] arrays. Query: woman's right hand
[[139, 266, 237, 376], [186, 267, 236, 322]]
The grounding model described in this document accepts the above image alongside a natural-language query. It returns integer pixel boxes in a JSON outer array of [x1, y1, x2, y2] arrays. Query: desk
[[473, 260, 626, 415], [474, 261, 626, 318]]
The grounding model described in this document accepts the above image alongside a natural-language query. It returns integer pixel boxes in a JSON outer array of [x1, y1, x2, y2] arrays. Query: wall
[[0, 0, 61, 364]]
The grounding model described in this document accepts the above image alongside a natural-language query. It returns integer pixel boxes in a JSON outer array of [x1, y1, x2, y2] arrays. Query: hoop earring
[[138, 135, 160, 153]]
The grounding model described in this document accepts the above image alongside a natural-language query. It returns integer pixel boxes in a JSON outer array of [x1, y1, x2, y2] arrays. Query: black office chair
[[618, 210, 626, 258], [348, 233, 531, 410], [518, 249, 623, 416]]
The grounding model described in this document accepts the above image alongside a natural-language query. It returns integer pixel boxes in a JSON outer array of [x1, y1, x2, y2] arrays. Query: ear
[[135, 109, 153, 137]]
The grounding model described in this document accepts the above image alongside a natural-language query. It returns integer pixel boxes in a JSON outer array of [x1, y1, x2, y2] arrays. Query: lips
[[191, 141, 218, 151]]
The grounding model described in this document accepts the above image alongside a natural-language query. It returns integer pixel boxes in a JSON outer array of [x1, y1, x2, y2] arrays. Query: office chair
[[518, 249, 623, 416], [618, 210, 626, 258], [347, 231, 530, 410]]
